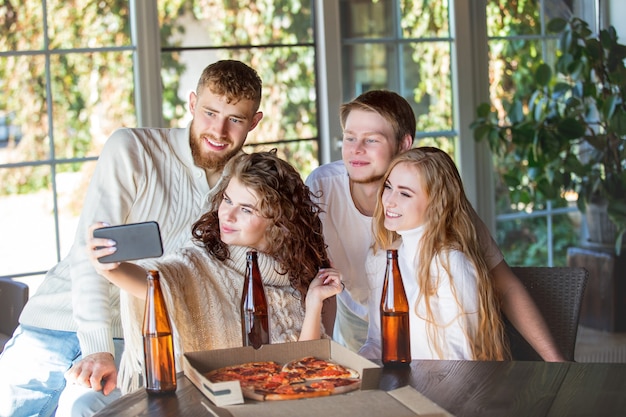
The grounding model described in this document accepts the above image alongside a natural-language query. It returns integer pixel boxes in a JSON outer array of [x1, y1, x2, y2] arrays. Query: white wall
[[609, 0, 626, 38]]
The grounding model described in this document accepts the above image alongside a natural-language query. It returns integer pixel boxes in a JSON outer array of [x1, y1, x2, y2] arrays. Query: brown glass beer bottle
[[241, 250, 270, 349], [380, 249, 411, 366], [142, 270, 177, 394]]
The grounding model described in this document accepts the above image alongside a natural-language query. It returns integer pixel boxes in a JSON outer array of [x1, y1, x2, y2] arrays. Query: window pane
[[0, 55, 48, 164], [401, 0, 450, 38], [495, 211, 579, 267], [487, 0, 541, 37], [342, 43, 396, 97], [341, 41, 452, 134], [0, 1, 44, 51], [46, 0, 131, 49], [404, 42, 452, 134], [245, 139, 319, 179], [50, 51, 136, 159], [160, 1, 314, 47], [414, 135, 455, 156], [56, 161, 95, 256], [340, 0, 394, 39], [161, 47, 317, 145], [488, 39, 541, 117], [0, 166, 59, 276]]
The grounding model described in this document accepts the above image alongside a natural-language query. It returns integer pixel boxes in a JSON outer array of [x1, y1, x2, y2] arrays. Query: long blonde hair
[[372, 147, 509, 360]]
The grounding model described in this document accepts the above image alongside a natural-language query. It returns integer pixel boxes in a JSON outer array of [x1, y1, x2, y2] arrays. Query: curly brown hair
[[191, 150, 329, 300]]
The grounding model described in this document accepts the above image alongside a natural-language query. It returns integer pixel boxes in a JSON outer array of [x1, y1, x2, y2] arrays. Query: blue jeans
[[0, 325, 123, 417]]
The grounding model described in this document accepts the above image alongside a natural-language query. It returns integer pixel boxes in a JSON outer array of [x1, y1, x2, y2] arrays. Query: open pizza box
[[183, 339, 454, 417]]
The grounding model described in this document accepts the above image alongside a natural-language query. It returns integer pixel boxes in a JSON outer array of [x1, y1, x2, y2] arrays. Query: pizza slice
[[261, 377, 361, 400], [281, 356, 361, 380]]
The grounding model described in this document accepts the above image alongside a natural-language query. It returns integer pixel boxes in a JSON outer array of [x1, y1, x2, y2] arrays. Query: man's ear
[[188, 91, 197, 114], [248, 111, 264, 131], [400, 133, 413, 152]]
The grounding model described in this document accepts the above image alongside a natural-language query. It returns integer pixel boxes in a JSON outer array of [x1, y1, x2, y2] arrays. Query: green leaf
[[473, 123, 491, 143], [602, 95, 618, 120], [600, 27, 614, 49], [533, 96, 546, 121], [537, 178, 560, 200], [564, 153, 586, 177], [535, 63, 552, 86], [553, 82, 571, 97], [509, 100, 524, 124], [547, 18, 568, 33], [585, 39, 603, 61], [568, 60, 584, 79], [476, 102, 492, 118], [503, 172, 522, 188], [556, 117, 585, 139], [609, 109, 626, 135], [559, 28, 573, 52]]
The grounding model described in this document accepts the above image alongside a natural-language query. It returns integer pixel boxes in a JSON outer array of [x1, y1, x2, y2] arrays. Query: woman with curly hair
[[88, 150, 342, 392], [359, 147, 509, 361]]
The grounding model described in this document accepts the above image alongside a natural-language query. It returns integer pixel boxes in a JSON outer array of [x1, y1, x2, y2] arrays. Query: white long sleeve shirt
[[359, 226, 479, 360]]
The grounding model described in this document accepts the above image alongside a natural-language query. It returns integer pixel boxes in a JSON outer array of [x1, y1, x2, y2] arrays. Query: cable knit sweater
[[119, 244, 306, 393], [18, 125, 214, 358]]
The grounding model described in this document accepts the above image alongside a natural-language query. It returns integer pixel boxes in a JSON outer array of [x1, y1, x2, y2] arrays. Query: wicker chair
[[0, 277, 29, 352], [506, 266, 588, 361]]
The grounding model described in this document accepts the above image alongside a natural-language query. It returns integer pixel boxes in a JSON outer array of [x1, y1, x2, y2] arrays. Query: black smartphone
[[93, 221, 164, 263]]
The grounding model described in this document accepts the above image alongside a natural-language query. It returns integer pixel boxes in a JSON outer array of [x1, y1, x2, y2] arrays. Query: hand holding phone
[[93, 221, 164, 263]]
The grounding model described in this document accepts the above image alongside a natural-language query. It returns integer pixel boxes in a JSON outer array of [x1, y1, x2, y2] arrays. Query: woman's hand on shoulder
[[87, 222, 120, 273], [306, 268, 344, 309]]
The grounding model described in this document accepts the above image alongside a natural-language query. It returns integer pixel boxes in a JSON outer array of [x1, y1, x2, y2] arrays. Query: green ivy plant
[[471, 17, 626, 254]]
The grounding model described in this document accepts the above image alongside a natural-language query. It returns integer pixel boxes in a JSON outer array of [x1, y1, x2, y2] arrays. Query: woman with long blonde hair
[[359, 147, 508, 360]]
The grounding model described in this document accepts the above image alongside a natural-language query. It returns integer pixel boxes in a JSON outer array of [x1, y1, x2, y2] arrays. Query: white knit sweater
[[19, 125, 214, 358], [119, 244, 306, 393]]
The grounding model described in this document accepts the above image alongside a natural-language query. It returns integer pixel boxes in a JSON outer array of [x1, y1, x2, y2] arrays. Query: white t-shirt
[[306, 161, 371, 349], [359, 226, 478, 360]]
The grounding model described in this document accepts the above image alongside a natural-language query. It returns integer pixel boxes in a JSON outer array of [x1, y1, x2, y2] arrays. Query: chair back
[[0, 277, 29, 350], [507, 266, 588, 361]]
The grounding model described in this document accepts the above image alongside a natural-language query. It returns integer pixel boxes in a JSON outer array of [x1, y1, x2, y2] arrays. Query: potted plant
[[471, 17, 626, 255]]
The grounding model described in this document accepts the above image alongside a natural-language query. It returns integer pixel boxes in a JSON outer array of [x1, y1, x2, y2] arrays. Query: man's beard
[[348, 173, 385, 185], [190, 127, 242, 171]]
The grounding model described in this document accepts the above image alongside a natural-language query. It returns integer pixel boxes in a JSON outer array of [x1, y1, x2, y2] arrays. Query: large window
[[0, 1, 136, 288], [157, 1, 320, 175], [339, 0, 455, 154], [485, 0, 599, 266], [0, 0, 611, 289], [0, 0, 320, 288]]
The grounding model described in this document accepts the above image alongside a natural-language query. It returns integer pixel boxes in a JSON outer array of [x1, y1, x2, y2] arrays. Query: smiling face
[[189, 87, 263, 172], [341, 109, 401, 185], [381, 162, 428, 232], [217, 177, 271, 250]]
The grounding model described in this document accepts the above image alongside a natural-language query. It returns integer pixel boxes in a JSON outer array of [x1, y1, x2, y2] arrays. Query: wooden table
[[94, 360, 626, 417]]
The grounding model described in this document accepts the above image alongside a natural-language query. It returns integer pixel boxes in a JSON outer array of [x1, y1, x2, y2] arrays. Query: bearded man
[[0, 60, 263, 417]]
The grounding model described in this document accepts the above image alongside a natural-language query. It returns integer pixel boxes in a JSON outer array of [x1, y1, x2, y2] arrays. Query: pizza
[[204, 357, 361, 401], [281, 356, 360, 380]]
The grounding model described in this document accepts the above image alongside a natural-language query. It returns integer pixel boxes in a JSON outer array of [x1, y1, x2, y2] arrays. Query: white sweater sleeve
[[431, 251, 479, 360], [69, 129, 148, 357]]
